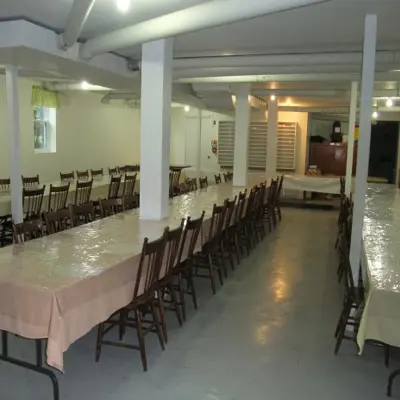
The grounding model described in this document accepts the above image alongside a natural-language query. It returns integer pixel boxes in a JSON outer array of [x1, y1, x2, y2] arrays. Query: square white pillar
[[350, 15, 377, 278], [233, 84, 250, 187], [139, 38, 173, 220], [6, 65, 23, 224], [345, 81, 358, 196], [195, 109, 203, 182], [266, 99, 278, 177]]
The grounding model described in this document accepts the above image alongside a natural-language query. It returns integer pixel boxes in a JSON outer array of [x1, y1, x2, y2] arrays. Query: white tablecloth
[[357, 184, 400, 352], [282, 174, 341, 194]]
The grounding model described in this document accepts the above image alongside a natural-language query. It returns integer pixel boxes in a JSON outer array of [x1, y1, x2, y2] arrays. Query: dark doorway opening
[[369, 121, 399, 184]]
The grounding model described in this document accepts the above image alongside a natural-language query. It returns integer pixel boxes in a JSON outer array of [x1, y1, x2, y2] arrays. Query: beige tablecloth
[[0, 182, 248, 372], [357, 184, 400, 352]]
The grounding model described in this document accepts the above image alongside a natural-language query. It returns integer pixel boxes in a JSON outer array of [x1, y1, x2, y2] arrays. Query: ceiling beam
[[60, 0, 96, 49], [81, 0, 331, 58]]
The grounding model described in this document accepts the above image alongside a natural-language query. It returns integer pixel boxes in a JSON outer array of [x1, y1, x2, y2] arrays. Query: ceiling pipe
[[101, 92, 140, 104], [252, 89, 344, 97], [174, 50, 399, 69], [81, 0, 331, 58], [60, 0, 96, 49], [49, 82, 110, 91]]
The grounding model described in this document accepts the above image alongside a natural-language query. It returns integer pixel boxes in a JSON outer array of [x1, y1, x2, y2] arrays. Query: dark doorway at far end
[[369, 121, 399, 184]]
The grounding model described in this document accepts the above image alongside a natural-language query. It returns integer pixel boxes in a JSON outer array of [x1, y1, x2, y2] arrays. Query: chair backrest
[[199, 176, 208, 189], [0, 178, 10, 193], [48, 183, 70, 212], [76, 170, 89, 180], [227, 171, 233, 181], [215, 174, 222, 184], [233, 190, 247, 224], [276, 175, 284, 199], [118, 165, 128, 174], [44, 208, 71, 234], [13, 219, 45, 243], [182, 212, 205, 260], [125, 164, 140, 172], [341, 236, 356, 298], [169, 170, 181, 196], [23, 185, 46, 220], [122, 173, 137, 197], [223, 173, 229, 182], [74, 180, 93, 205], [122, 194, 138, 211], [60, 172, 75, 182], [91, 168, 103, 178], [22, 175, 39, 187], [223, 196, 237, 230], [108, 167, 119, 176], [69, 202, 95, 226], [108, 175, 122, 199], [267, 179, 278, 207], [162, 220, 185, 279], [207, 202, 228, 243], [99, 198, 124, 218], [133, 227, 169, 300]]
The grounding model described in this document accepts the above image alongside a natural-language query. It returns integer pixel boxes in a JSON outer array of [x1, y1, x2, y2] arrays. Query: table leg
[[0, 331, 60, 400]]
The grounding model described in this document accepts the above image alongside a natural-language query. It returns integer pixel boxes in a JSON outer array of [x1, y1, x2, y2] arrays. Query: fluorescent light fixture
[[386, 98, 393, 107], [184, 105, 190, 112], [81, 80, 89, 90], [372, 111, 379, 119], [270, 95, 276, 101], [116, 0, 130, 12]]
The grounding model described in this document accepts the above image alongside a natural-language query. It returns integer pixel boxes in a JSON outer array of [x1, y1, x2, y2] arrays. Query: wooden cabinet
[[309, 143, 357, 176]]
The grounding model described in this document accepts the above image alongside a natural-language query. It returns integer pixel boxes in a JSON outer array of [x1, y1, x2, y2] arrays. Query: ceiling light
[[116, 0, 130, 12], [372, 111, 379, 119], [81, 80, 89, 90], [270, 95, 276, 101], [184, 105, 190, 112], [386, 98, 393, 107]]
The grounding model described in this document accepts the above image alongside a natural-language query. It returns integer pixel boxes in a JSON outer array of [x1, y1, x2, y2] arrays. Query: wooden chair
[[274, 175, 284, 221], [0, 179, 12, 246], [69, 203, 95, 226], [44, 208, 71, 234], [125, 165, 140, 173], [99, 198, 124, 218], [193, 202, 228, 294], [199, 176, 208, 189], [22, 175, 39, 187], [122, 173, 137, 197], [175, 212, 205, 321], [263, 180, 278, 232], [156, 222, 185, 342], [227, 171, 233, 181], [118, 165, 128, 174], [60, 172, 74, 182], [76, 170, 89, 180], [215, 174, 222, 184], [95, 228, 169, 372], [232, 190, 249, 257], [185, 178, 198, 191], [221, 196, 237, 271], [107, 175, 122, 199], [74, 180, 93, 205], [48, 183, 70, 212], [13, 219, 45, 243], [108, 167, 119, 176], [334, 235, 390, 367], [223, 173, 229, 182], [91, 168, 103, 178], [23, 185, 45, 220], [169, 171, 181, 197]]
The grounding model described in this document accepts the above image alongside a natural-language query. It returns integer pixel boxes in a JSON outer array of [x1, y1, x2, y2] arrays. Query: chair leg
[[207, 253, 217, 294], [387, 367, 400, 396], [95, 323, 105, 362], [157, 290, 168, 344], [187, 268, 198, 310], [169, 283, 183, 326], [334, 300, 352, 355], [233, 231, 241, 264], [119, 310, 127, 340], [150, 301, 165, 351], [135, 309, 148, 372], [385, 344, 390, 368], [178, 273, 187, 321]]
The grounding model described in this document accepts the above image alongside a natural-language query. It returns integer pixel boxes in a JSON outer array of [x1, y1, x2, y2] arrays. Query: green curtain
[[31, 85, 60, 109]]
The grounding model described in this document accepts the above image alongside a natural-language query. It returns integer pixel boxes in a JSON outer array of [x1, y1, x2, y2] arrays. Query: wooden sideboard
[[308, 143, 357, 176]]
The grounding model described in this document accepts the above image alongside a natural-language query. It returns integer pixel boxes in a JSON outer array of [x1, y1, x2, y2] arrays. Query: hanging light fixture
[[270, 95, 276, 101], [372, 110, 379, 119], [116, 0, 130, 13], [386, 98, 393, 107]]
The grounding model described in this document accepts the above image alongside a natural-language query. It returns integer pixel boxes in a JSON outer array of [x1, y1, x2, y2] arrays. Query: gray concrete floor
[[0, 208, 396, 399]]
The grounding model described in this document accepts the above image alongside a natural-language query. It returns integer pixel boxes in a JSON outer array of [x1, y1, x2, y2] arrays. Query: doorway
[[368, 121, 399, 184]]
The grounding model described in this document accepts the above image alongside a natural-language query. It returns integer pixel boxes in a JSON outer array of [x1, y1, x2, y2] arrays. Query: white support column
[[140, 39, 173, 220], [195, 109, 203, 182], [350, 15, 377, 278], [266, 99, 278, 177], [345, 81, 358, 196], [6, 65, 23, 224], [233, 84, 250, 187]]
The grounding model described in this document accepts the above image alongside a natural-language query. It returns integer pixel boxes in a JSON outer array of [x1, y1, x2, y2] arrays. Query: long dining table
[[357, 184, 400, 354], [0, 180, 257, 384]]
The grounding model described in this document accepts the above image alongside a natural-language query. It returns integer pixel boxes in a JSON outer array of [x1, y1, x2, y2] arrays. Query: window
[[33, 106, 56, 153], [218, 121, 297, 171]]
